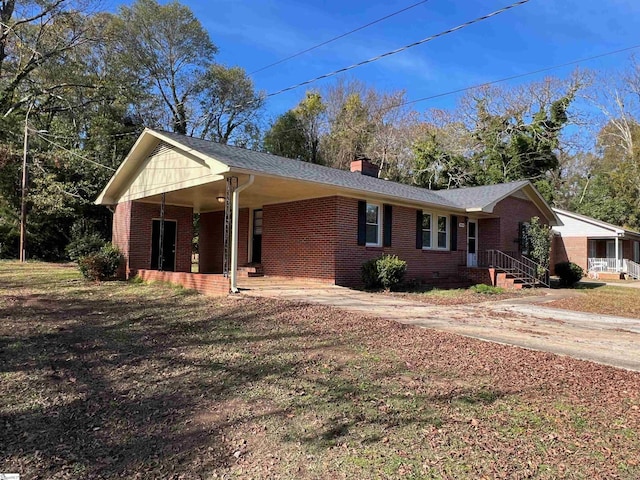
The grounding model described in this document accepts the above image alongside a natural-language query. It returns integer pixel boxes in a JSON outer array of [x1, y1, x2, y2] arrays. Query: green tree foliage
[[412, 128, 473, 189], [522, 216, 552, 275], [263, 111, 308, 160], [570, 120, 640, 229], [195, 65, 265, 145], [112, 0, 217, 134], [263, 91, 326, 163], [0, 0, 263, 260], [472, 93, 574, 200], [0, 0, 97, 117]]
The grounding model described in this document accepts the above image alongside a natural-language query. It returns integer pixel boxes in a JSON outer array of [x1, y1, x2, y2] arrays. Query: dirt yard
[[2, 262, 640, 479]]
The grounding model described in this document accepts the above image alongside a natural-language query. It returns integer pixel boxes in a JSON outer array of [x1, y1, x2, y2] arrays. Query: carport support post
[[230, 175, 255, 293]]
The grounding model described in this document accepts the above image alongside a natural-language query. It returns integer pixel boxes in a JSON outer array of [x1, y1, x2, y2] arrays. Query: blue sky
[[110, 0, 640, 119]]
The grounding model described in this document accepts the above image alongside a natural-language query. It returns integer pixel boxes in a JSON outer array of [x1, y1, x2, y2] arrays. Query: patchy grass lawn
[[388, 285, 539, 306], [2, 261, 640, 479], [546, 284, 640, 319]]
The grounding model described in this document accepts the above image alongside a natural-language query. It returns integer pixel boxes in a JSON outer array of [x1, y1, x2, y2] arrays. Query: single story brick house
[[96, 129, 560, 294], [551, 208, 640, 279]]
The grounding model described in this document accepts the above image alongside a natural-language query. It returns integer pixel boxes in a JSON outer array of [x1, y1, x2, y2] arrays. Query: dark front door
[[151, 219, 177, 271], [252, 209, 263, 264]]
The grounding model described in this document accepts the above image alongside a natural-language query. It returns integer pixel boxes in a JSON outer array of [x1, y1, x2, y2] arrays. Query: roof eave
[[225, 166, 466, 213], [95, 129, 232, 206]]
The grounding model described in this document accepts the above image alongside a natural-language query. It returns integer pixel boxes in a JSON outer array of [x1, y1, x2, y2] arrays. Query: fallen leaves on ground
[[1, 262, 639, 479], [545, 285, 640, 319]]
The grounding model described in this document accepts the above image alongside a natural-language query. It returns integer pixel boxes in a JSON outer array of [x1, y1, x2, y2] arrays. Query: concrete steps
[[237, 264, 264, 278]]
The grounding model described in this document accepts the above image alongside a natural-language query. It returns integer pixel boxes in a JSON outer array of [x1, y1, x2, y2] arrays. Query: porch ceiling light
[[216, 195, 225, 203]]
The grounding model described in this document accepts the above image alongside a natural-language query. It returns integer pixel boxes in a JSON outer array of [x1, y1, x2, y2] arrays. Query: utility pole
[[19, 104, 32, 263]]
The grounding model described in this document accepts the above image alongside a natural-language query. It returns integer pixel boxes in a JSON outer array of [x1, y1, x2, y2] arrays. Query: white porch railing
[[627, 260, 640, 280], [588, 258, 623, 273]]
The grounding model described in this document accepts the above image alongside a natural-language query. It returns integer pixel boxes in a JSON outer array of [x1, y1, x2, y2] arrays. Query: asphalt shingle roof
[[153, 130, 531, 211], [435, 180, 530, 208]]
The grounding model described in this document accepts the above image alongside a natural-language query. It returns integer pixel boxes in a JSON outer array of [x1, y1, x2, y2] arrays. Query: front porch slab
[[135, 269, 230, 296]]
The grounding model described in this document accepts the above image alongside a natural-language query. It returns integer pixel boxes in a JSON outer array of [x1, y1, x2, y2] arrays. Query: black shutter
[[450, 215, 458, 251], [383, 204, 392, 247], [416, 210, 423, 249], [357, 200, 367, 246]]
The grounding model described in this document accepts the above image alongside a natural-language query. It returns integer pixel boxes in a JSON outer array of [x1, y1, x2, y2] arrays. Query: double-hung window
[[422, 213, 432, 248], [420, 212, 449, 250], [366, 203, 381, 246], [437, 216, 448, 249]]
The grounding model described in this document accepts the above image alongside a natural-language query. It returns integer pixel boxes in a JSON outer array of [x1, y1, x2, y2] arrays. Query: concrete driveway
[[239, 277, 640, 371]]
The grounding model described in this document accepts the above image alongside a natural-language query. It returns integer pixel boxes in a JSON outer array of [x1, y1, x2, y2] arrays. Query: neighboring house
[[552, 208, 640, 279], [96, 129, 560, 295]]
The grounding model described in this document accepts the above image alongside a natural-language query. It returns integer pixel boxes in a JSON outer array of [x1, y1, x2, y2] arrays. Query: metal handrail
[[480, 249, 550, 288]]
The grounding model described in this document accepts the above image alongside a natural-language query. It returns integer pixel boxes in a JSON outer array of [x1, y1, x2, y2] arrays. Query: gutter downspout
[[230, 175, 255, 293]]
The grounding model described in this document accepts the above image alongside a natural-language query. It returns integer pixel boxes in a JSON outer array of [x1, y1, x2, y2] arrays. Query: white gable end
[[552, 212, 619, 238], [117, 142, 219, 203]]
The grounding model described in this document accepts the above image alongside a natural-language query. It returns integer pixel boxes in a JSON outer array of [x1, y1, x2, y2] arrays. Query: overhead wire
[[264, 0, 531, 98], [400, 44, 640, 108], [260, 43, 640, 139], [31, 129, 117, 171], [249, 0, 432, 75]]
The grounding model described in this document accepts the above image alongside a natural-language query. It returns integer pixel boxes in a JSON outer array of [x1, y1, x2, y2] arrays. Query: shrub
[[470, 284, 504, 294], [555, 261, 583, 287], [66, 221, 106, 261], [377, 255, 407, 290], [361, 254, 407, 290], [523, 216, 552, 277], [78, 243, 123, 281], [361, 258, 380, 289]]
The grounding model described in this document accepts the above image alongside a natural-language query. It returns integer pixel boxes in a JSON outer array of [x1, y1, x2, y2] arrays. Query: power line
[[32, 130, 116, 171], [401, 44, 640, 108], [249, 0, 432, 76], [263, 43, 640, 139], [265, 0, 531, 98]]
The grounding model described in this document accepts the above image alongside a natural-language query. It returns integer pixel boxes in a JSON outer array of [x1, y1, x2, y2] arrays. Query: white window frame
[[422, 212, 432, 249], [421, 212, 449, 250], [436, 215, 449, 250], [365, 202, 382, 247]]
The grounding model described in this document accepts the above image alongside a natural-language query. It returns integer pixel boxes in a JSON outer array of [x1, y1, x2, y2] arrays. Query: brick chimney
[[350, 157, 380, 178]]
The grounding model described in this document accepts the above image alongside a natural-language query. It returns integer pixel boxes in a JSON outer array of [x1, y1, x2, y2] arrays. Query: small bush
[[78, 243, 123, 281], [377, 255, 407, 290], [361, 254, 407, 290], [555, 261, 583, 287], [470, 284, 504, 294], [361, 258, 380, 289]]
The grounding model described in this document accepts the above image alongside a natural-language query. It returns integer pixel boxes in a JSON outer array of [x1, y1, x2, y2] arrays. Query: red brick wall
[[112, 200, 193, 276], [552, 236, 588, 272], [334, 197, 467, 287], [478, 218, 501, 252], [463, 267, 495, 286], [262, 196, 468, 287], [492, 196, 549, 253], [199, 208, 249, 274], [136, 269, 229, 296], [262, 197, 339, 281]]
